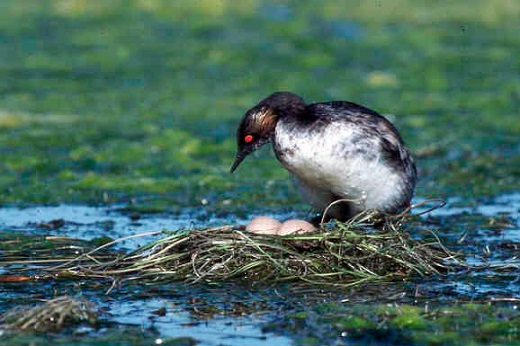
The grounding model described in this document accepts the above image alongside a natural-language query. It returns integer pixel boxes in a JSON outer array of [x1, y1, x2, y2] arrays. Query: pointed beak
[[230, 137, 269, 173], [230, 153, 246, 173], [230, 143, 256, 173]]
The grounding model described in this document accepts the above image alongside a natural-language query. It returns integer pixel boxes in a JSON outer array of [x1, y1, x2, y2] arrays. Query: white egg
[[277, 219, 316, 236], [246, 216, 282, 235]]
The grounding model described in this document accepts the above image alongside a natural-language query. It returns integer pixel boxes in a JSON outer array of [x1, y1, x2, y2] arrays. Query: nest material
[[39, 214, 456, 289], [0, 296, 97, 332]]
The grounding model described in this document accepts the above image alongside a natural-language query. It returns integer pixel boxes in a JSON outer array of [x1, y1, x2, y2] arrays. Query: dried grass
[[0, 205, 458, 291], [0, 296, 97, 332]]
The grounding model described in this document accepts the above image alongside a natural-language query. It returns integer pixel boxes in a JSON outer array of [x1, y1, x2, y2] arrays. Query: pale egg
[[277, 219, 316, 236], [246, 216, 281, 235]]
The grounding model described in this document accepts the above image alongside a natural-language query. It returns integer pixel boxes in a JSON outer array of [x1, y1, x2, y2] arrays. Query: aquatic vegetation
[[0, 212, 456, 290], [0, 296, 97, 333], [264, 301, 520, 345]]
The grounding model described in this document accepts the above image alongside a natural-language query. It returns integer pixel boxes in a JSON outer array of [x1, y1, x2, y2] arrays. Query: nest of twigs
[[5, 209, 454, 290]]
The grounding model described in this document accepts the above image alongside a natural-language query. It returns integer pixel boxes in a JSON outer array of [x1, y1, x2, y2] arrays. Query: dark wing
[[307, 101, 417, 182], [306, 101, 403, 140]]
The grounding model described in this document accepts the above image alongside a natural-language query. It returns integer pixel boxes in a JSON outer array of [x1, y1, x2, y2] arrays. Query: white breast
[[273, 120, 405, 213]]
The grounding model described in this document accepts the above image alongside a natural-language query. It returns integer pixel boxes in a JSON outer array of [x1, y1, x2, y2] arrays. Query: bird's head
[[230, 106, 277, 173], [230, 92, 305, 173]]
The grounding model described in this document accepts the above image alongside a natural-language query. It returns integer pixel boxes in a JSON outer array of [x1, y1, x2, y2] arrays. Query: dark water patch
[[108, 296, 290, 346], [410, 192, 520, 300], [0, 205, 248, 250], [91, 283, 419, 346], [415, 192, 520, 221]]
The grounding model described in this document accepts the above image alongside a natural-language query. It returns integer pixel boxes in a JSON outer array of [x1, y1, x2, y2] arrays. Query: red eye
[[244, 134, 254, 143]]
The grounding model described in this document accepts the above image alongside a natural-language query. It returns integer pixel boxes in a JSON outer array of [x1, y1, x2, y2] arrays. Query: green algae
[[0, 0, 518, 211], [266, 302, 520, 345]]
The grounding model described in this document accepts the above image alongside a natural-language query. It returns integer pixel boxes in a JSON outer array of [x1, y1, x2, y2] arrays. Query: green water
[[0, 1, 518, 345]]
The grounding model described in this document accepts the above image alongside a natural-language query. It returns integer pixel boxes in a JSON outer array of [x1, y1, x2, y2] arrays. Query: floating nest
[[0, 208, 458, 290]]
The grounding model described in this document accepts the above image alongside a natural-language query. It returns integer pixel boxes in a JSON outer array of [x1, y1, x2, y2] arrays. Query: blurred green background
[[0, 0, 518, 213]]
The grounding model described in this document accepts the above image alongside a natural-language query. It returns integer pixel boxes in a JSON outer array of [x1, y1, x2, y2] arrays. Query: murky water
[[414, 193, 519, 299], [0, 193, 518, 344], [109, 297, 291, 346], [0, 205, 249, 250], [416, 193, 520, 222]]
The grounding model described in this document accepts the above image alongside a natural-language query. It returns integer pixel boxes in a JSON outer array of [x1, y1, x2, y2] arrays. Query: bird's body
[[231, 92, 416, 221]]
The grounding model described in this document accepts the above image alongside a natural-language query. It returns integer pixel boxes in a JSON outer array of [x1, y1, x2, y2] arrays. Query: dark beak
[[230, 138, 269, 173], [230, 152, 247, 173]]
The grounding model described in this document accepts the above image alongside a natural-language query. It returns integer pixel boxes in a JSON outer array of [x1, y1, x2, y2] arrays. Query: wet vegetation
[[264, 302, 520, 345], [0, 296, 97, 333], [0, 213, 454, 289], [0, 0, 519, 345]]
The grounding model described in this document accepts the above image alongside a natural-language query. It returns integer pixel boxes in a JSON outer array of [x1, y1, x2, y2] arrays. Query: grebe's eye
[[244, 134, 254, 143]]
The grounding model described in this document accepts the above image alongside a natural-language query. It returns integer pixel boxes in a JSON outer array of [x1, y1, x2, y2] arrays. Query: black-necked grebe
[[231, 92, 417, 221]]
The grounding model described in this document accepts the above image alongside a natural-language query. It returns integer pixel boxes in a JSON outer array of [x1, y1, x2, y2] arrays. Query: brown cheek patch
[[257, 108, 277, 132]]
